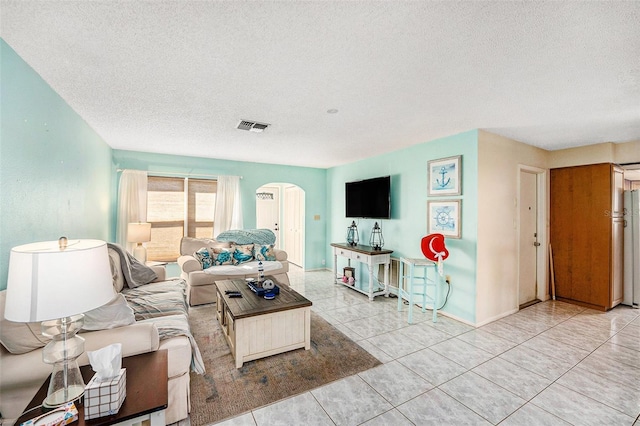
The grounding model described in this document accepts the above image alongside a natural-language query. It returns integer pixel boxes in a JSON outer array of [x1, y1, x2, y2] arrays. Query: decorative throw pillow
[[193, 247, 213, 269], [82, 294, 135, 331], [108, 248, 126, 292], [232, 244, 255, 265], [254, 244, 276, 261], [211, 247, 233, 265]]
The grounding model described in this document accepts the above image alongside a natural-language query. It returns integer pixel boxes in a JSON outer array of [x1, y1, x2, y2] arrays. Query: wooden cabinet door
[[550, 163, 613, 309], [550, 167, 574, 300]]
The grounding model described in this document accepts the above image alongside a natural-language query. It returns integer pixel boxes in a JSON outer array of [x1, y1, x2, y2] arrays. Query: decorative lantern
[[370, 222, 384, 250], [346, 221, 359, 246]]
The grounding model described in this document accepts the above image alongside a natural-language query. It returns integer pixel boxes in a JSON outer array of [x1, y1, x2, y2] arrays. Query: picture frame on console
[[427, 155, 462, 196], [427, 199, 461, 238]]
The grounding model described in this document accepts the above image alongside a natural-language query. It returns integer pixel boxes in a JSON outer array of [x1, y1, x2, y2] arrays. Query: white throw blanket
[[203, 260, 283, 275], [139, 314, 206, 375]]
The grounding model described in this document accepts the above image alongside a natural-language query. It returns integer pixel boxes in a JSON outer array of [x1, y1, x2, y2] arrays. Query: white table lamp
[[5, 238, 115, 407], [127, 222, 151, 263]]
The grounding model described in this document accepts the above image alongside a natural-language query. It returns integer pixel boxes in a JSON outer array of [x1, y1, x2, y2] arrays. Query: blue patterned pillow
[[231, 244, 254, 265], [254, 244, 276, 261], [193, 247, 213, 269], [211, 247, 233, 265]]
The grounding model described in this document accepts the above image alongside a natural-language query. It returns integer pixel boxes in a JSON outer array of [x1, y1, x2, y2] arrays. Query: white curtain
[[116, 170, 148, 252], [213, 175, 243, 238]]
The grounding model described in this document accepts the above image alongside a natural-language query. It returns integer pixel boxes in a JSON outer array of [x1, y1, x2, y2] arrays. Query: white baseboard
[[474, 308, 519, 327], [302, 267, 332, 272]]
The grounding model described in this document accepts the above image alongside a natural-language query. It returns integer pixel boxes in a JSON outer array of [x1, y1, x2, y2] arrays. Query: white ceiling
[[1, 1, 639, 169]]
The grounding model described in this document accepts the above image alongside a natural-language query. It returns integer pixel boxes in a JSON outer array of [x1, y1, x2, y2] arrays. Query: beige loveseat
[[0, 246, 202, 425], [178, 236, 290, 306]]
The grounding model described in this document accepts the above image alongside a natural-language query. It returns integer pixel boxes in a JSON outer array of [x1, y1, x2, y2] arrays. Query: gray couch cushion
[[122, 279, 188, 320]]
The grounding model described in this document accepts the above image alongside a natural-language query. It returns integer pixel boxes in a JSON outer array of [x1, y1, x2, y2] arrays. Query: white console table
[[331, 243, 393, 301]]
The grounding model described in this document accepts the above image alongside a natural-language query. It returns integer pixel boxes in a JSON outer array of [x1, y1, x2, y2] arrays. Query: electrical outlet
[[321, 259, 326, 265], [445, 275, 451, 283]]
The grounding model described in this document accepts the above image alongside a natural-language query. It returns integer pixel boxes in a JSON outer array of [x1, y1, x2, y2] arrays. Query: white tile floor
[[213, 267, 640, 426]]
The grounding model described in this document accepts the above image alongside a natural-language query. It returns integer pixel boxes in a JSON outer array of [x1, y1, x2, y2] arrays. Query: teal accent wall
[[0, 39, 113, 290], [111, 150, 327, 270], [327, 130, 479, 323]]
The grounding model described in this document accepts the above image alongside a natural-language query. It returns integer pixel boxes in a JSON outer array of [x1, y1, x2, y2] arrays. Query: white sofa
[[178, 236, 290, 306], [0, 248, 201, 425]]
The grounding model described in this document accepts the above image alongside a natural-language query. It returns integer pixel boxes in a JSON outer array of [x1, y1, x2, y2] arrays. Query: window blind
[[146, 176, 217, 262]]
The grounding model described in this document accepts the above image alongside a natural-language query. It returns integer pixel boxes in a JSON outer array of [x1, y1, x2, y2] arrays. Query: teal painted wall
[[327, 130, 479, 323], [111, 150, 328, 270], [0, 37, 480, 321], [0, 39, 113, 290]]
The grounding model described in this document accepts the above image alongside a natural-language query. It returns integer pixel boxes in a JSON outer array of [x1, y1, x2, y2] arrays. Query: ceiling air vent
[[237, 120, 270, 133]]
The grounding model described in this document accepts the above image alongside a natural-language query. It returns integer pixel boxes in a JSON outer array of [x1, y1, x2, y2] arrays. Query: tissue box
[[84, 368, 127, 420]]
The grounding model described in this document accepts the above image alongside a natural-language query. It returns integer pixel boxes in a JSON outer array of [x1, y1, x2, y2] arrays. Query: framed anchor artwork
[[427, 155, 462, 196]]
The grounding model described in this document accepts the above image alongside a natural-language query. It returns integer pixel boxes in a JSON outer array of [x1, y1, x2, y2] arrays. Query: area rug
[[188, 304, 381, 425]]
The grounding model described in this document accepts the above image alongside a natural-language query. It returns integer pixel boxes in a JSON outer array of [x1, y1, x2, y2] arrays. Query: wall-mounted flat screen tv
[[345, 176, 391, 219]]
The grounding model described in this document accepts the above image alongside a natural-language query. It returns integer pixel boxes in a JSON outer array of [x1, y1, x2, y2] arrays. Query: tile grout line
[[252, 270, 639, 425]]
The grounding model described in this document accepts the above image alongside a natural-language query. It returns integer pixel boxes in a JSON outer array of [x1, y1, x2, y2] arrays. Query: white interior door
[[519, 170, 538, 306], [284, 185, 304, 267], [256, 185, 280, 248]]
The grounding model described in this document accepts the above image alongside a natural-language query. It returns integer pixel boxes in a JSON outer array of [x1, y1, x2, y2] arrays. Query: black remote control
[[228, 294, 243, 298]]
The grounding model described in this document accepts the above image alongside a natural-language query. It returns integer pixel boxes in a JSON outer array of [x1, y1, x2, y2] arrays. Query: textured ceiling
[[1, 1, 639, 168]]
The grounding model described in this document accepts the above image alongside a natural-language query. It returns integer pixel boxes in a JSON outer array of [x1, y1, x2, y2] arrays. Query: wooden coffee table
[[16, 350, 168, 426], [215, 278, 312, 368]]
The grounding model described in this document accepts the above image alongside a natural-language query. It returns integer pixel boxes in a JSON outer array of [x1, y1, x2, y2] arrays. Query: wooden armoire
[[550, 163, 624, 311]]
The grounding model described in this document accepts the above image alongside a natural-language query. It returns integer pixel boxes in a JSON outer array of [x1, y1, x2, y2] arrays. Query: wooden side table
[[16, 350, 168, 426], [331, 243, 393, 301]]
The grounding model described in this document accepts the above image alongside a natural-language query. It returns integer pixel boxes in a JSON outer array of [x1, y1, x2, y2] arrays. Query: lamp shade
[[127, 222, 151, 243], [5, 239, 115, 323]]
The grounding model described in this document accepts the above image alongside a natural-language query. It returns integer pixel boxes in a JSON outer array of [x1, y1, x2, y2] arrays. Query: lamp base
[[133, 243, 147, 263], [41, 315, 86, 408], [43, 384, 85, 408]]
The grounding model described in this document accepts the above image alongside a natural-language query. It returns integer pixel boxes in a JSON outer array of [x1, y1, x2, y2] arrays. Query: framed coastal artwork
[[427, 199, 461, 238], [428, 155, 461, 196]]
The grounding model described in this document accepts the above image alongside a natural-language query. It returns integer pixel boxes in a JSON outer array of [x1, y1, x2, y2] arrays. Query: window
[[146, 176, 217, 261]]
